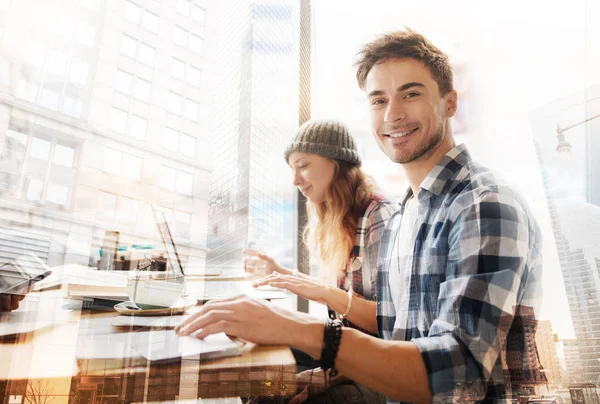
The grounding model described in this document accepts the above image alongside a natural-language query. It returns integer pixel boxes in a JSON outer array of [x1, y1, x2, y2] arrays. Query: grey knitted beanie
[[284, 120, 361, 166]]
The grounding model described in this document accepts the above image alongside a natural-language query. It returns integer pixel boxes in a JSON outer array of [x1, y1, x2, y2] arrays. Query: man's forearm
[[289, 322, 432, 404]]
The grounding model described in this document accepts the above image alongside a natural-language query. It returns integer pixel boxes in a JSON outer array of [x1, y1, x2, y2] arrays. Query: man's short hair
[[355, 28, 454, 96]]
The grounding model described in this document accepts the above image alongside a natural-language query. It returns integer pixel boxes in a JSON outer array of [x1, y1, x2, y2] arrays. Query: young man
[[177, 29, 543, 404]]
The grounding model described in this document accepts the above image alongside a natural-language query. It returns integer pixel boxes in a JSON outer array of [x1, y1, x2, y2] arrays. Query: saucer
[[114, 295, 197, 316]]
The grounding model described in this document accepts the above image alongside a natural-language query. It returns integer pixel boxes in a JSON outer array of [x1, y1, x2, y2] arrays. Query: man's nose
[[384, 98, 406, 123]]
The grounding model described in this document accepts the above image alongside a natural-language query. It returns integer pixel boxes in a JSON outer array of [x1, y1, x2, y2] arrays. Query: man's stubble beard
[[390, 120, 446, 164]]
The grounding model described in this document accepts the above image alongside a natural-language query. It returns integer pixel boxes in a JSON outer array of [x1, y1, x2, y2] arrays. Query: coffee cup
[[127, 271, 186, 309]]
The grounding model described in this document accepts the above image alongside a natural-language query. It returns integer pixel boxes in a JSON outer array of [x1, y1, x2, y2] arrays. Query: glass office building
[[206, 0, 306, 272], [532, 86, 600, 385]]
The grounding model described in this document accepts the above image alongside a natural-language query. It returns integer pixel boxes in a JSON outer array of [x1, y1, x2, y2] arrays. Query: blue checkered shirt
[[376, 144, 543, 403]]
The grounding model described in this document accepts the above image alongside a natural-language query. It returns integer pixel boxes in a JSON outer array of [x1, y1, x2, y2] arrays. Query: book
[[34, 264, 128, 298]]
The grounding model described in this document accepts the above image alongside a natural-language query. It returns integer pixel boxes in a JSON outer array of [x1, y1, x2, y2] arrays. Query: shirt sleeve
[[364, 202, 398, 301], [411, 190, 540, 401]]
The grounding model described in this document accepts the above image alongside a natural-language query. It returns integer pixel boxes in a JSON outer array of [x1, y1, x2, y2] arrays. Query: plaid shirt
[[334, 194, 398, 331], [376, 144, 543, 403]]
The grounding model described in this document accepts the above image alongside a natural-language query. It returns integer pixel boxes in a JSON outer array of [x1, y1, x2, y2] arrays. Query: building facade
[[0, 0, 216, 274], [206, 0, 308, 272], [536, 320, 562, 387], [531, 88, 600, 385], [562, 339, 586, 385]]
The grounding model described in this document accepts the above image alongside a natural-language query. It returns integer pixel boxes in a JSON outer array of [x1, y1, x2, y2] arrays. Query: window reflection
[[1, 0, 296, 304]]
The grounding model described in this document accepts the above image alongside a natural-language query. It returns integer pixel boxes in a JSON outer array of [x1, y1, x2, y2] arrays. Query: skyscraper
[[531, 87, 600, 384], [206, 0, 309, 272]]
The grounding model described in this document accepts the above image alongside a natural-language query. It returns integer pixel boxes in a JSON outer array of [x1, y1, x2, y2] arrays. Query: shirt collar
[[400, 143, 471, 205]]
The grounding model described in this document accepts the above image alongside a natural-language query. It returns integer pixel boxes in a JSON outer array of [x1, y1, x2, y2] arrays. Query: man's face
[[365, 58, 456, 164]]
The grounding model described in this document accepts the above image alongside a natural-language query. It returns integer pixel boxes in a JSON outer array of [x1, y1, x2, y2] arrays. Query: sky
[[311, 0, 600, 339]]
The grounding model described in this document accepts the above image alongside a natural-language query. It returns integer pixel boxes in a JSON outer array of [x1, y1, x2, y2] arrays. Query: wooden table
[[0, 290, 296, 403]]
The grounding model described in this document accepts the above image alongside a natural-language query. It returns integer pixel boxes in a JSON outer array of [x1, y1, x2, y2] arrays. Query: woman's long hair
[[304, 160, 376, 282]]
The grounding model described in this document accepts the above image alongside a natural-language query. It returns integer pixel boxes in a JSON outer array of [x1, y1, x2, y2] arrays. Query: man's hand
[[290, 368, 326, 404], [0, 294, 25, 312], [175, 295, 322, 348], [253, 272, 330, 305]]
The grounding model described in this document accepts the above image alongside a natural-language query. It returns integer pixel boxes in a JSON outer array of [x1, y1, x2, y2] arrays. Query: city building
[[501, 305, 548, 397], [536, 320, 562, 387], [205, 0, 309, 272], [562, 339, 585, 385], [0, 0, 216, 274], [530, 89, 600, 385]]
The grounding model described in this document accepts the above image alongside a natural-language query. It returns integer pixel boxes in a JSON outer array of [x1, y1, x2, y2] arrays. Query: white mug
[[127, 271, 186, 309]]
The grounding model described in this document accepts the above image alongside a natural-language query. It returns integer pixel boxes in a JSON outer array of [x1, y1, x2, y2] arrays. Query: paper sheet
[[75, 330, 241, 361], [135, 330, 242, 361], [0, 311, 52, 337]]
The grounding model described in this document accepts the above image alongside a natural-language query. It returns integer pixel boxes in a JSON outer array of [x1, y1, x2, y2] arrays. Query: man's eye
[[405, 92, 420, 99], [372, 99, 385, 105]]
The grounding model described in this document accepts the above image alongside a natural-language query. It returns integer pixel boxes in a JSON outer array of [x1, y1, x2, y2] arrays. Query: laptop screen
[[153, 208, 185, 276]]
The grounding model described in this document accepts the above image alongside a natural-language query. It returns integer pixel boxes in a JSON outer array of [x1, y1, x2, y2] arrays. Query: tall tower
[[206, 0, 307, 272], [530, 86, 600, 385]]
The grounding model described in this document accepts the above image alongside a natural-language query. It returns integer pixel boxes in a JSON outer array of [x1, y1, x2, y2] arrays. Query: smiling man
[[177, 29, 543, 404]]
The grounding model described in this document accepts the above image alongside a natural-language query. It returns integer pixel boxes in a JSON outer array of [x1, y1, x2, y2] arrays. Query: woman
[[248, 119, 397, 333], [244, 120, 397, 402]]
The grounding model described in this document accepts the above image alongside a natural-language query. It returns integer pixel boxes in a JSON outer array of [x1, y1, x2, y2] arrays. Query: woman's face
[[288, 152, 337, 204]]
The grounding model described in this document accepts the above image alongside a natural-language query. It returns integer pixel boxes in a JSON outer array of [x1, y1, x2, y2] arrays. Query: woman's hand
[[242, 249, 284, 276], [253, 272, 331, 305]]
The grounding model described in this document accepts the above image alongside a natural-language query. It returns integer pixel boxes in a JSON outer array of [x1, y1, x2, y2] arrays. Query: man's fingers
[[0, 296, 10, 312], [202, 294, 241, 308], [177, 309, 236, 336], [176, 297, 243, 331], [290, 387, 309, 404], [10, 295, 21, 311], [195, 320, 235, 339]]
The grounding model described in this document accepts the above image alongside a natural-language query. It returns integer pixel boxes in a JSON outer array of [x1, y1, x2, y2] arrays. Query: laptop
[[152, 206, 287, 302], [152, 207, 257, 301]]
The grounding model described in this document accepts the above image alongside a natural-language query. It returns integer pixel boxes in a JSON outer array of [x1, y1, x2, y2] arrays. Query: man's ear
[[444, 90, 458, 119]]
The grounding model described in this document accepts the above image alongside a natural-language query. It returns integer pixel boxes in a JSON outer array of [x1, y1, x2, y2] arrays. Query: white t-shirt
[[388, 195, 420, 332]]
